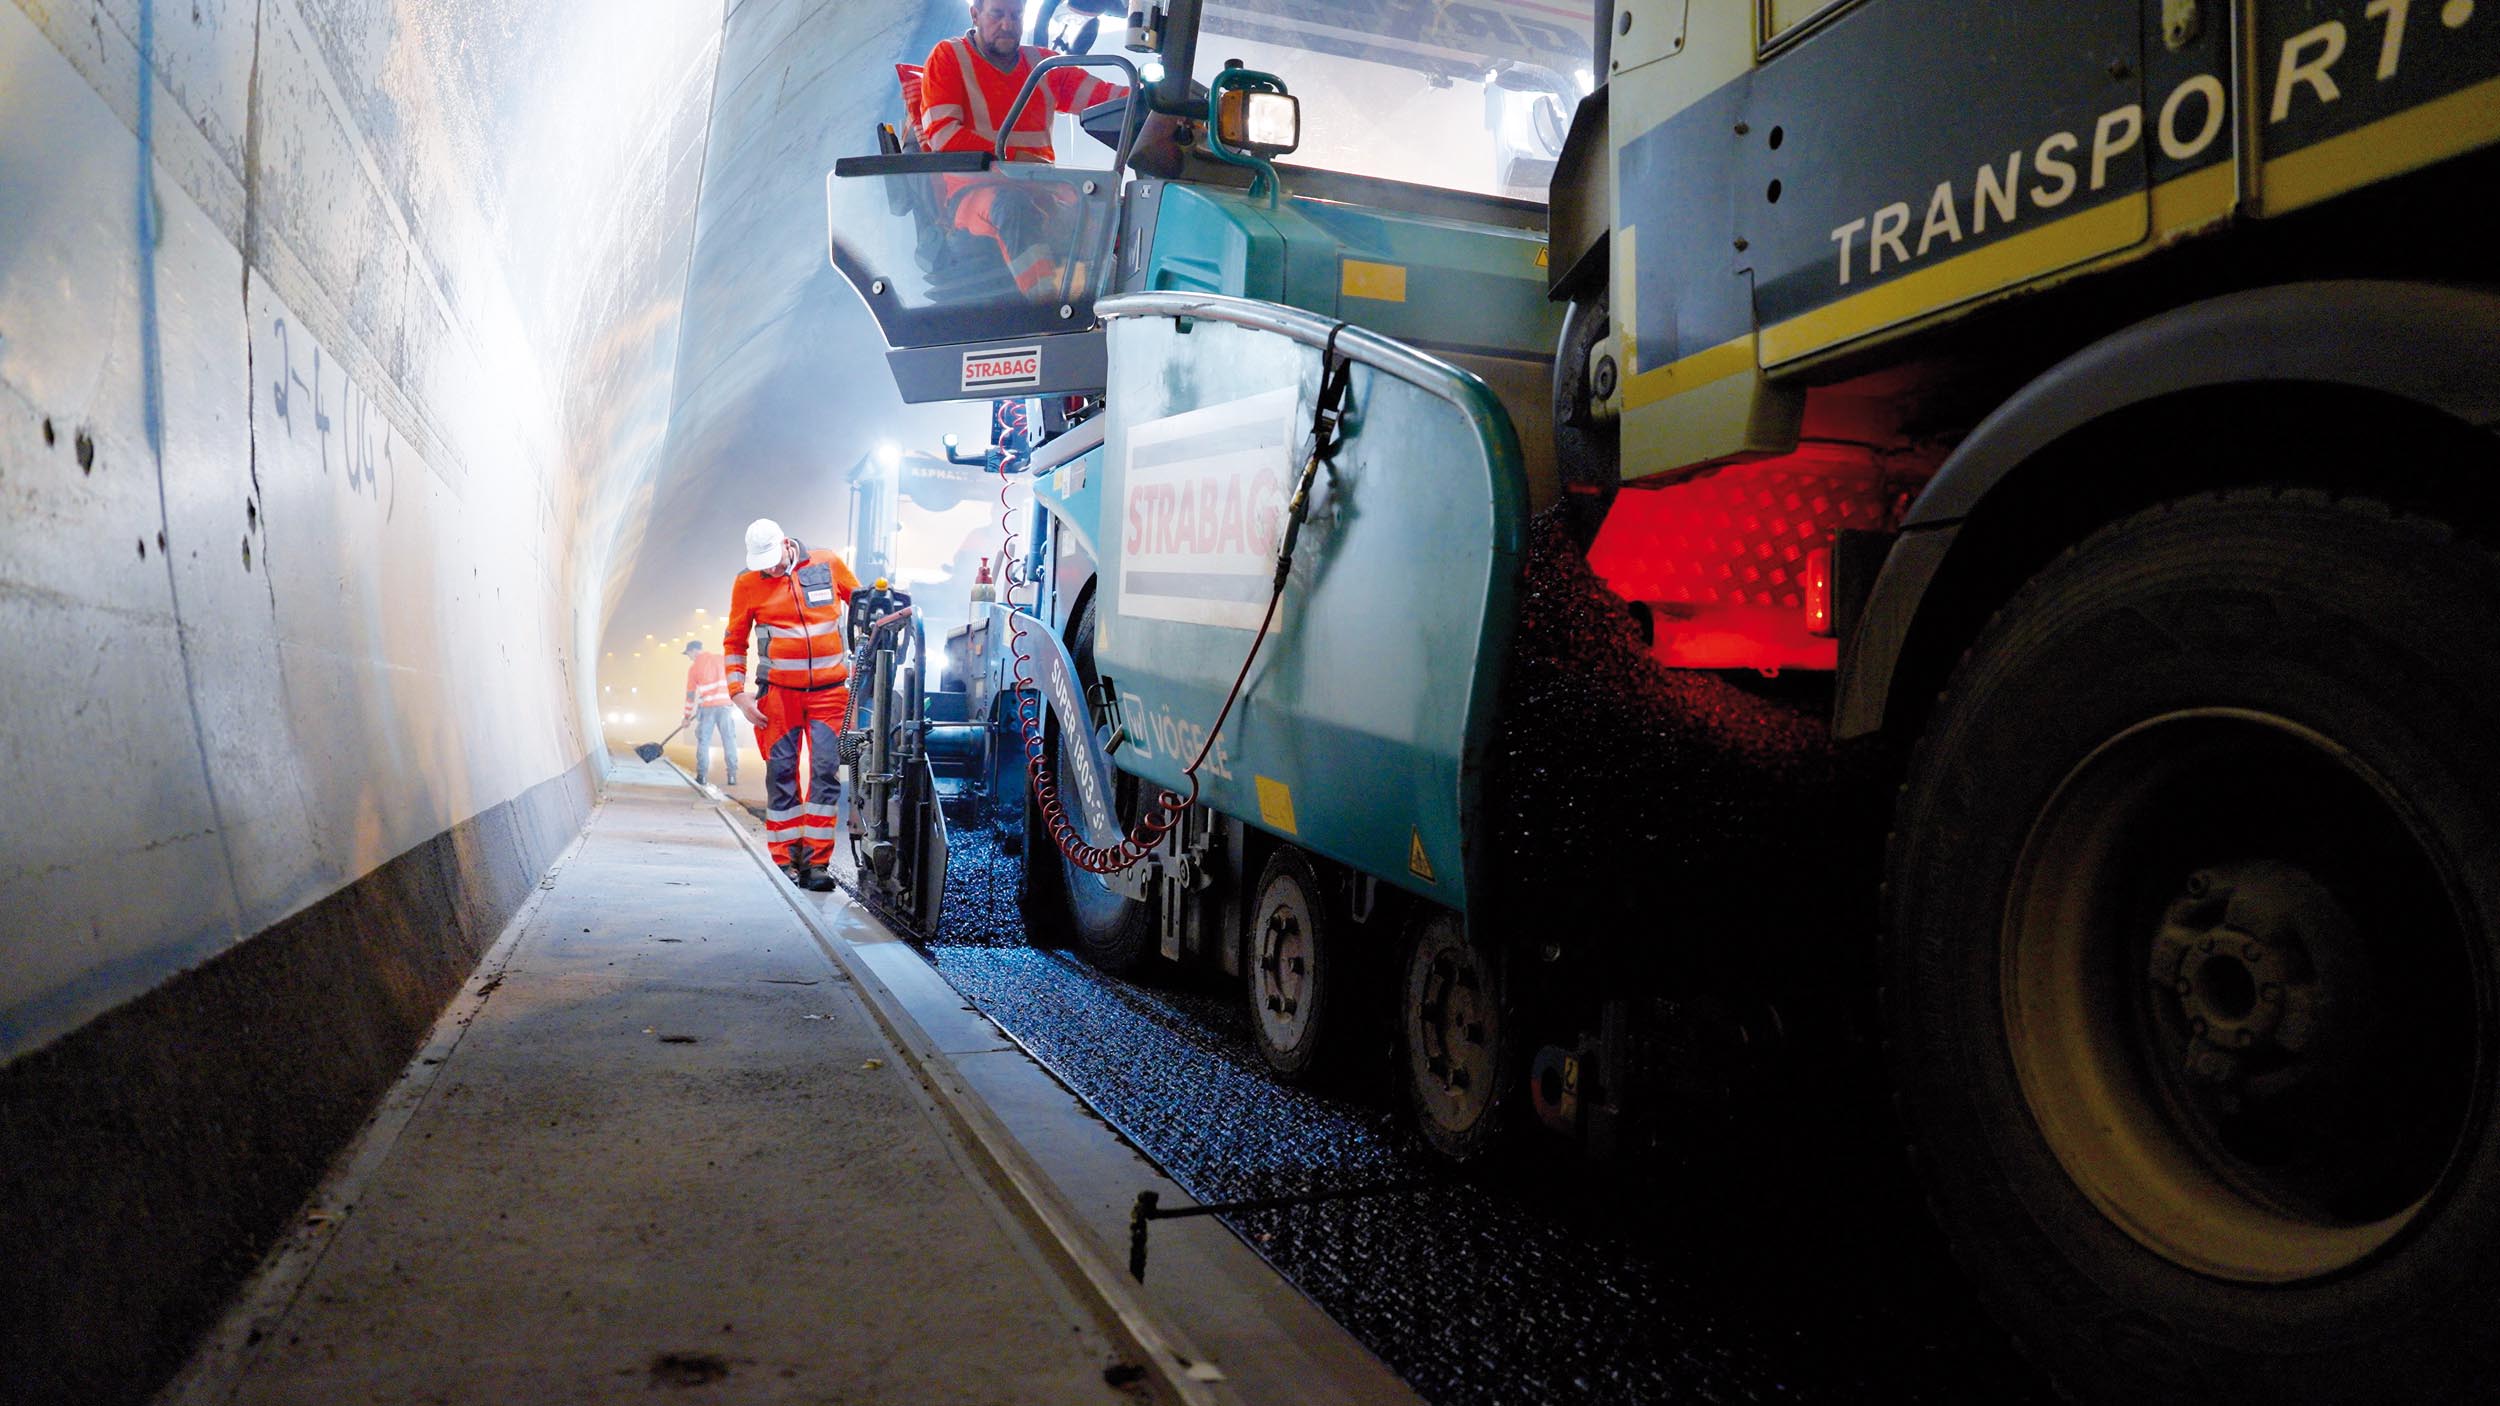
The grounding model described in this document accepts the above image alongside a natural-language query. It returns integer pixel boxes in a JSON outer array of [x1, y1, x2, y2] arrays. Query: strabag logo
[[1119, 386, 1299, 630], [961, 346, 1042, 391]]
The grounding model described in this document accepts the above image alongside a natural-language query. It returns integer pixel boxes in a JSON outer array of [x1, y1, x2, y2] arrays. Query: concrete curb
[[705, 793, 1235, 1406]]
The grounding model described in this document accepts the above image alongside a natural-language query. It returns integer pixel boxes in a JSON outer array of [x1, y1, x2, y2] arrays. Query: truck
[[825, 1, 2500, 1397]]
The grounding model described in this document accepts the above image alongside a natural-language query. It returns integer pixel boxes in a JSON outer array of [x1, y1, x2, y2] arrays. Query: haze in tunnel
[[594, 0, 992, 749]]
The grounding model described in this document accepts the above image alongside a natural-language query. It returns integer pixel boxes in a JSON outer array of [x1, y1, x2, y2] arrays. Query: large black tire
[[1045, 595, 1154, 975], [1886, 490, 2500, 1403], [1551, 286, 1619, 553], [1401, 909, 1520, 1161], [1246, 848, 1358, 1084]]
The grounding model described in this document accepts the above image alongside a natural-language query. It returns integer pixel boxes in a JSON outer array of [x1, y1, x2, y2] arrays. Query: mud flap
[[1008, 608, 1128, 851]]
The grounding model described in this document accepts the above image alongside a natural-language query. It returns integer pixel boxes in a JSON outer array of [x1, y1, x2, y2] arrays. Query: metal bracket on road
[[1127, 1181, 1441, 1283]]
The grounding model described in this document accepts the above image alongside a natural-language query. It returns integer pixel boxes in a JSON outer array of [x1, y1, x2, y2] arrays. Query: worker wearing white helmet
[[721, 517, 859, 890]]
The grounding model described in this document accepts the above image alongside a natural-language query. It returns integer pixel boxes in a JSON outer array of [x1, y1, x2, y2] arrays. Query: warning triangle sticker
[[1408, 828, 1435, 883]]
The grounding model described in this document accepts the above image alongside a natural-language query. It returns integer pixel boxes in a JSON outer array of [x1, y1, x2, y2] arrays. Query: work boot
[[800, 862, 837, 893], [780, 857, 809, 886]]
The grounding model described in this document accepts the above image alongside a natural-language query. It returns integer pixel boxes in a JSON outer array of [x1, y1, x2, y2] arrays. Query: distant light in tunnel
[[876, 440, 901, 470], [1140, 57, 1165, 83]]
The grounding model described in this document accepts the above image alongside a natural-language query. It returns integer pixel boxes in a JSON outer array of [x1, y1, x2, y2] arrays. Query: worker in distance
[[723, 519, 859, 892], [681, 638, 739, 796]]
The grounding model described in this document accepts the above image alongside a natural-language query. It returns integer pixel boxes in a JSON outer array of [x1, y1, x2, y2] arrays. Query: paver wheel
[[1402, 909, 1517, 1160], [1247, 848, 1352, 1083], [1887, 490, 2500, 1402]]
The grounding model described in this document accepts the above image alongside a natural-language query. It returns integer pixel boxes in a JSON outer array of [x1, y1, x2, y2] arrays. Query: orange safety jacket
[[723, 544, 861, 695], [917, 35, 1124, 163], [685, 652, 731, 709]]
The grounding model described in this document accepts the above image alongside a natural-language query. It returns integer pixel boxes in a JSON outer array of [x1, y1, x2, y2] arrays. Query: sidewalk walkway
[[183, 774, 1138, 1405]]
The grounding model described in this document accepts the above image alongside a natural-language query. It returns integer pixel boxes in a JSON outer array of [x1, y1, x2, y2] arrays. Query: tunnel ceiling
[[595, 0, 985, 684]]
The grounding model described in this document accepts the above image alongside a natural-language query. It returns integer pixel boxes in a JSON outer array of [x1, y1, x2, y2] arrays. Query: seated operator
[[918, 0, 1188, 300]]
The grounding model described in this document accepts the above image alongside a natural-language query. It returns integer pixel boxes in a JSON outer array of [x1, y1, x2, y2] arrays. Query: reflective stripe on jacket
[[685, 653, 731, 708], [723, 543, 861, 693], [917, 36, 1123, 163]]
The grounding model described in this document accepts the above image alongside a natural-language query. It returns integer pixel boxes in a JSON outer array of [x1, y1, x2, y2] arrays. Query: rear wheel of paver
[[1402, 909, 1518, 1161], [1248, 848, 1351, 1084], [1886, 490, 2500, 1402]]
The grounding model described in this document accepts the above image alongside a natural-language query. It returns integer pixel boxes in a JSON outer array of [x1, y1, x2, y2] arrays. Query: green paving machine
[[830, 1, 2500, 1395]]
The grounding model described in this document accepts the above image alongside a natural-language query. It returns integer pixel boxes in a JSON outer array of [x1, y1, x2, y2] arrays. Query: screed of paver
[[224, 778, 1138, 1405]]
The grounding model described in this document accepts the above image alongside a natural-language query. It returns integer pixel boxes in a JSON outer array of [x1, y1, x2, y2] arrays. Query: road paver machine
[[827, 2, 2500, 1395]]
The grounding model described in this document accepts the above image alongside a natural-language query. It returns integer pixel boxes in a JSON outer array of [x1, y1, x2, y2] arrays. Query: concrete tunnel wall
[[0, 0, 721, 1398]]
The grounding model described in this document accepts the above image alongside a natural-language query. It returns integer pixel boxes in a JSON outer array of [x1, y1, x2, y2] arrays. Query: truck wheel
[[1051, 595, 1154, 974], [1401, 910, 1517, 1160], [1887, 490, 2500, 1401], [1551, 285, 1618, 552], [1247, 848, 1349, 1083]]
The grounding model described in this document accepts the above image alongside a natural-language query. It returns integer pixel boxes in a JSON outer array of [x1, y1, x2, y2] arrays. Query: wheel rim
[[1407, 917, 1498, 1135], [1253, 875, 1318, 1055], [2004, 708, 2480, 1283]]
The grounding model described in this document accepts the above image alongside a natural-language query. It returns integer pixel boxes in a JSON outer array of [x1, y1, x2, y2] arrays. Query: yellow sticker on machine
[[1255, 775, 1298, 835], [1340, 259, 1407, 303], [1408, 828, 1435, 883]]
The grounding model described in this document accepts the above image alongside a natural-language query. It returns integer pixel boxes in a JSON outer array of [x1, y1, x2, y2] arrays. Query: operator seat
[[885, 65, 1022, 306]]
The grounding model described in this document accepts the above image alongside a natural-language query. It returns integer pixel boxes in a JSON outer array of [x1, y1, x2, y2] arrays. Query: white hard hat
[[743, 518, 787, 571]]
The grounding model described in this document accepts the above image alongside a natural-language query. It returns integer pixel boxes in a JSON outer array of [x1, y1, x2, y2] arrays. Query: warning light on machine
[[1802, 546, 1835, 637]]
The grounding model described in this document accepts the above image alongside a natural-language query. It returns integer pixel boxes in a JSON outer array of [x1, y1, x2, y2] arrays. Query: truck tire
[[1247, 848, 1350, 1083], [1886, 490, 2500, 1403], [1401, 909, 1518, 1160], [1049, 595, 1154, 975], [1551, 285, 1618, 552]]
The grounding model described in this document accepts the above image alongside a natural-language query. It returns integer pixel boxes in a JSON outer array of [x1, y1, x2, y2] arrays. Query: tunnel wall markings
[[2, 0, 718, 1397]]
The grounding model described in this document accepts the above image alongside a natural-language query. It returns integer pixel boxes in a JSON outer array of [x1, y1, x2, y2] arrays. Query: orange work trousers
[[755, 683, 849, 867]]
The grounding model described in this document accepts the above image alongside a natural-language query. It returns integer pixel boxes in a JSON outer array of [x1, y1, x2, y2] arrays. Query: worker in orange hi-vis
[[724, 518, 860, 892], [681, 638, 739, 793], [916, 0, 1185, 297]]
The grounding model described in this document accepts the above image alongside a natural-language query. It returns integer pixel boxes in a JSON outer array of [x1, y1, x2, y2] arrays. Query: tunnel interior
[[0, 1, 985, 1398], [0, 0, 2215, 1401]]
